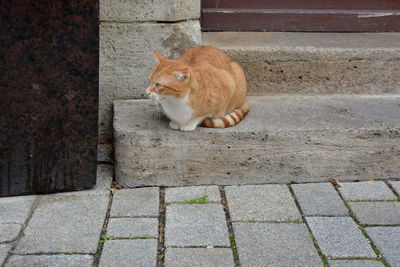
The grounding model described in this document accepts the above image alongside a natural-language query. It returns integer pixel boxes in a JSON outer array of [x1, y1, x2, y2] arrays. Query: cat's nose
[[146, 87, 151, 95]]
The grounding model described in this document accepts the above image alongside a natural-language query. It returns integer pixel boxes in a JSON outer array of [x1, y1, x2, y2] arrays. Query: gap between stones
[[92, 190, 114, 267], [219, 186, 240, 267], [157, 187, 166, 267], [331, 180, 389, 267], [287, 184, 329, 266], [2, 196, 41, 267]]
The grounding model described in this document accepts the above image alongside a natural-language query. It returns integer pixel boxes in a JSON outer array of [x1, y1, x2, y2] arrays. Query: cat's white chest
[[160, 94, 193, 124]]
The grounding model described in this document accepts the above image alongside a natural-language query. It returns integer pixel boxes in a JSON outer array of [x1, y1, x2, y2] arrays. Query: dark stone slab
[[0, 0, 98, 196]]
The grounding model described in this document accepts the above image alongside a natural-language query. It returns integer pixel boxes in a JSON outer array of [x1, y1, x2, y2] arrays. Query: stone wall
[[99, 0, 201, 142]]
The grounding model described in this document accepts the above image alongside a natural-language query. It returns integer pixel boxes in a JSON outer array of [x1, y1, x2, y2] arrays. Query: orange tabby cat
[[146, 46, 249, 131]]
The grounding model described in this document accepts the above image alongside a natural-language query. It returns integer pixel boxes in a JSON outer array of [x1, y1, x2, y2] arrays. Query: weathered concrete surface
[[348, 202, 400, 225], [165, 186, 221, 204], [365, 227, 400, 267], [203, 32, 400, 95], [0, 195, 36, 224], [165, 248, 234, 267], [6, 255, 93, 267], [165, 204, 229, 247], [306, 217, 376, 258], [114, 95, 400, 187], [233, 223, 322, 267], [15, 191, 109, 254], [291, 183, 348, 216], [225, 185, 300, 222], [99, 239, 157, 267], [99, 20, 201, 140], [100, 0, 200, 22], [339, 181, 397, 201]]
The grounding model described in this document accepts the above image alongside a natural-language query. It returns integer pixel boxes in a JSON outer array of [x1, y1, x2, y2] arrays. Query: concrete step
[[114, 95, 400, 187], [202, 32, 400, 95]]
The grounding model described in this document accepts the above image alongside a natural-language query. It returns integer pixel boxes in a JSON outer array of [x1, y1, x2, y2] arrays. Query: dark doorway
[[202, 0, 400, 32], [0, 1, 99, 196]]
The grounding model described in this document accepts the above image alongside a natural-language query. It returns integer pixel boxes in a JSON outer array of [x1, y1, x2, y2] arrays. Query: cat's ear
[[174, 71, 190, 82], [152, 50, 165, 63]]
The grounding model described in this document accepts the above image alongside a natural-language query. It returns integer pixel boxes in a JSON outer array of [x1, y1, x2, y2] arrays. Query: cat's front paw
[[180, 124, 197, 132], [169, 121, 180, 130]]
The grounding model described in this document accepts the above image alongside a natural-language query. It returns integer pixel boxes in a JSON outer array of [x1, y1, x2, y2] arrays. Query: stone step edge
[[202, 32, 400, 62]]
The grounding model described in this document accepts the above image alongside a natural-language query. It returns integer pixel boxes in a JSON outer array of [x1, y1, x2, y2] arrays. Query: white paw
[[180, 123, 197, 131], [169, 121, 180, 130]]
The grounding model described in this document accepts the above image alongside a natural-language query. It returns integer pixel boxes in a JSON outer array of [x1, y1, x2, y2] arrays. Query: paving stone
[[0, 223, 21, 242], [5, 255, 93, 267], [233, 223, 322, 267], [389, 181, 400, 195], [225, 185, 300, 222], [339, 181, 396, 201], [165, 248, 234, 267], [99, 239, 157, 267], [328, 260, 384, 267], [95, 164, 114, 190], [165, 186, 221, 204], [348, 202, 400, 225], [0, 195, 36, 224], [110, 188, 159, 217], [0, 244, 11, 266], [306, 217, 376, 258], [14, 190, 109, 254], [107, 218, 158, 238], [165, 204, 229, 247], [365, 227, 400, 267], [291, 183, 348, 216]]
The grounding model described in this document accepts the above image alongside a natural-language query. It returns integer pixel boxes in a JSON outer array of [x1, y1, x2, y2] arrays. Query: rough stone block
[[0, 244, 11, 266], [165, 204, 229, 247], [107, 218, 158, 238], [99, 20, 201, 140], [306, 217, 376, 258], [0, 223, 21, 242], [99, 239, 157, 267], [364, 227, 400, 267], [14, 190, 109, 254], [348, 202, 400, 225], [291, 183, 348, 216], [339, 181, 396, 201], [225, 185, 300, 222], [203, 32, 400, 95], [100, 0, 200, 22], [110, 188, 159, 217], [95, 164, 113, 190], [114, 95, 400, 186], [233, 223, 322, 267], [328, 260, 384, 267], [165, 248, 234, 267], [0, 195, 36, 224], [165, 186, 221, 204], [6, 255, 93, 267]]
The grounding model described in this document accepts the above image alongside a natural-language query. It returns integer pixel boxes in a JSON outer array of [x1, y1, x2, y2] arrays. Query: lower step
[[114, 95, 400, 187]]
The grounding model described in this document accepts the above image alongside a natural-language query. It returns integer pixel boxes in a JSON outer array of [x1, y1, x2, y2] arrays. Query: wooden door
[[202, 0, 400, 31], [0, 1, 99, 196]]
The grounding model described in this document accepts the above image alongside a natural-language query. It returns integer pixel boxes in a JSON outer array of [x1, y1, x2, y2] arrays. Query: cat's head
[[146, 51, 191, 102]]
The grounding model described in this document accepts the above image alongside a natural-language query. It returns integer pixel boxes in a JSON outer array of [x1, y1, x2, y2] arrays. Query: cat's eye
[[155, 83, 163, 89]]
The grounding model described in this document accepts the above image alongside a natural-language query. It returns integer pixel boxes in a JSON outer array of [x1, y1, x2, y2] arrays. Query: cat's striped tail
[[201, 103, 249, 128]]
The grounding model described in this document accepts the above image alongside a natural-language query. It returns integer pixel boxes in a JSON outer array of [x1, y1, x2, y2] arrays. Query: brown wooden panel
[[0, 1, 99, 196], [201, 0, 400, 31]]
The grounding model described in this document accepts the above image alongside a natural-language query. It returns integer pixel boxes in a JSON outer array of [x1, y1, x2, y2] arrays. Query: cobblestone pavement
[[1, 175, 400, 266]]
